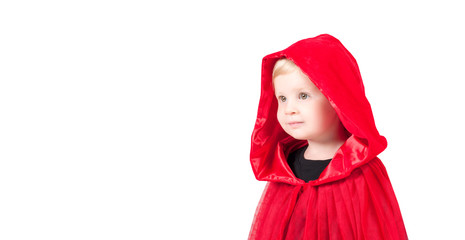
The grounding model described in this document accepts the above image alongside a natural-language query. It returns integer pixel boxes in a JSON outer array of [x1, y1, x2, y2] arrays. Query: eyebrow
[[275, 88, 313, 95]]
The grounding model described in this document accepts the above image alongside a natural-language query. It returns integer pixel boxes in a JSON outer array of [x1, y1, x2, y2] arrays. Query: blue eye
[[278, 96, 287, 102], [299, 93, 309, 100]]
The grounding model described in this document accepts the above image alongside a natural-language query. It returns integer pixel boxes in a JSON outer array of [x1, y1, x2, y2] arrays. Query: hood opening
[[250, 34, 387, 186]]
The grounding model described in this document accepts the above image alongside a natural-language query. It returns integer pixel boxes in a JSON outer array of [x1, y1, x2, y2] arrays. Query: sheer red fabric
[[249, 34, 408, 239]]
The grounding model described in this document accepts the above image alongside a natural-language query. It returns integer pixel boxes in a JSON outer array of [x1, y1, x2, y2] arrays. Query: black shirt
[[287, 145, 332, 182]]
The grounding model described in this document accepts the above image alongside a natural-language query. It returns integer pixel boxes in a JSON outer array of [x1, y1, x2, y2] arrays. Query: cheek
[[276, 107, 285, 126], [317, 101, 338, 123], [304, 101, 335, 124], [322, 100, 337, 116]]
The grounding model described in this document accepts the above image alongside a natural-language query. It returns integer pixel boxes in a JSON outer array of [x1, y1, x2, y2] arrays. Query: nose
[[284, 100, 298, 115]]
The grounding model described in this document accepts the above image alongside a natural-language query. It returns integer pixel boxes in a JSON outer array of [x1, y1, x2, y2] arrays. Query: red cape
[[249, 34, 408, 239]]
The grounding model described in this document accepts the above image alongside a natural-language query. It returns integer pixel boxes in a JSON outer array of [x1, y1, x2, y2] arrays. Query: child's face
[[273, 69, 340, 141]]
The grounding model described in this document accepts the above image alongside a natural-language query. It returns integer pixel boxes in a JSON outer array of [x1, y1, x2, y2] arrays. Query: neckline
[[300, 145, 333, 161]]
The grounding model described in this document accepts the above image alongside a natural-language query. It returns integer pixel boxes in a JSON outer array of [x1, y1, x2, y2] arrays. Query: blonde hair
[[272, 58, 302, 79]]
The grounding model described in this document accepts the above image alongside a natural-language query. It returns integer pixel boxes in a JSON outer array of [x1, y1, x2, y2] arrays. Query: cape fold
[[249, 158, 407, 239]]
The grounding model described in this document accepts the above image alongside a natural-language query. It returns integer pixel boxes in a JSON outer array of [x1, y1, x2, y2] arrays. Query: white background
[[1, 0, 464, 239]]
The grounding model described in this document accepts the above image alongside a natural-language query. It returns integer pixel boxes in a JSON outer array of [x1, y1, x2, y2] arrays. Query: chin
[[294, 136, 310, 141], [287, 132, 311, 141]]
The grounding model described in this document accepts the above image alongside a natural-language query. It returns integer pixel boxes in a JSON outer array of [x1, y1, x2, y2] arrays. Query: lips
[[288, 121, 304, 128]]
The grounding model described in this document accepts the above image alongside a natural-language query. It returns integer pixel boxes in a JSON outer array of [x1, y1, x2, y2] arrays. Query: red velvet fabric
[[249, 34, 408, 239]]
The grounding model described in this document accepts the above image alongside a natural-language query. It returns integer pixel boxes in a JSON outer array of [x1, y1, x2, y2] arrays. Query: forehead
[[273, 70, 319, 92]]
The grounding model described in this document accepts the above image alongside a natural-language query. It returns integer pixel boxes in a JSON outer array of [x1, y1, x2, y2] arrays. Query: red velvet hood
[[250, 34, 388, 186]]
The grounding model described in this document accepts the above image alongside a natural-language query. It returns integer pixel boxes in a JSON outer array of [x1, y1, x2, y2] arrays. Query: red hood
[[250, 34, 387, 186]]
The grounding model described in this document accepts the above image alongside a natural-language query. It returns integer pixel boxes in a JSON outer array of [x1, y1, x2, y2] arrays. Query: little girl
[[248, 34, 408, 239]]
